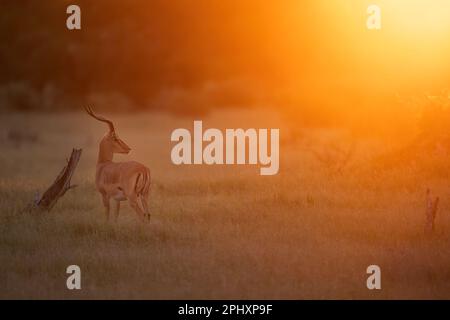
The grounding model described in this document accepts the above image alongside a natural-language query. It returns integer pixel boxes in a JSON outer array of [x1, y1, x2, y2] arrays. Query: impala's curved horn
[[84, 106, 115, 133]]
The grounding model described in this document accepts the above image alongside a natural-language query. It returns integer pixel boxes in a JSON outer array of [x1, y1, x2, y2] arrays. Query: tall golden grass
[[1, 108, 450, 299]]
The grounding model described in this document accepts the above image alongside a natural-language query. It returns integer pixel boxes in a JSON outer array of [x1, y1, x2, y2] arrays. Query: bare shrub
[[7, 129, 39, 147], [0, 82, 40, 111]]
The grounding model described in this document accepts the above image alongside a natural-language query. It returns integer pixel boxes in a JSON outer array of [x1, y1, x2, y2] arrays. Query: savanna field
[[1, 108, 450, 299]]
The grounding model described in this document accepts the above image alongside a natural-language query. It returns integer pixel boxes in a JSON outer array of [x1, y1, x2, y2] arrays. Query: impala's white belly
[[112, 189, 127, 201]]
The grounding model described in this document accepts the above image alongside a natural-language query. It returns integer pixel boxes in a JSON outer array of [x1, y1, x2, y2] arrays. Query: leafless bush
[[310, 139, 355, 174], [7, 129, 39, 147], [0, 82, 40, 111]]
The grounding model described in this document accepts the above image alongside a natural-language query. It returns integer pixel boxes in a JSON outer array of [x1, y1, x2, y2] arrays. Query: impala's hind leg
[[128, 195, 145, 222], [140, 171, 151, 222], [140, 195, 150, 222]]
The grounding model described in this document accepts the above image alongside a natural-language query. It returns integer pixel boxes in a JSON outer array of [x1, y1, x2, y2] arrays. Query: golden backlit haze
[[1, 1, 450, 299]]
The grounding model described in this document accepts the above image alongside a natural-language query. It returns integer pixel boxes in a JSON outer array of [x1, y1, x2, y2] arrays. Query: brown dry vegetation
[[1, 109, 450, 299]]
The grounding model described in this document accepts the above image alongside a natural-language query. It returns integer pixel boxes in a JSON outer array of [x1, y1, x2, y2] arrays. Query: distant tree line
[[1, 0, 448, 138], [0, 0, 290, 114]]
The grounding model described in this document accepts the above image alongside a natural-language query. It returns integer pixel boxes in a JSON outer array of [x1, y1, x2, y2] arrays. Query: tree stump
[[26, 148, 82, 213], [425, 188, 439, 234]]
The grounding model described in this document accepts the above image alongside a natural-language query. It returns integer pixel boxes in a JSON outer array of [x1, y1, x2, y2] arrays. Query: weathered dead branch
[[25, 148, 82, 213]]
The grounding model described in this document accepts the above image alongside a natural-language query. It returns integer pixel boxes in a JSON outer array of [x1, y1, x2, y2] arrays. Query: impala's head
[[103, 131, 131, 154], [85, 106, 131, 156]]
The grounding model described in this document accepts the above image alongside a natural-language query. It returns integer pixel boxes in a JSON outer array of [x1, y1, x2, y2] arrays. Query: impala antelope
[[85, 106, 151, 222]]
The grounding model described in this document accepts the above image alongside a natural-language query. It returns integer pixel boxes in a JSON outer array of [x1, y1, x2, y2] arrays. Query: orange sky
[[275, 0, 450, 94]]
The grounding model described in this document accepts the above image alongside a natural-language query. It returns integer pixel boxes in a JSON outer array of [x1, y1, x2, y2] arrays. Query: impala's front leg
[[102, 194, 111, 221]]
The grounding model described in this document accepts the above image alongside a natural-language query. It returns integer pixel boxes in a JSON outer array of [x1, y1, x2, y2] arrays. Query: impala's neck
[[97, 140, 114, 164]]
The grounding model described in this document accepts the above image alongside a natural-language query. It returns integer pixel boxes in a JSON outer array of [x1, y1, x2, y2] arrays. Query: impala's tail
[[135, 168, 151, 196], [143, 168, 151, 196]]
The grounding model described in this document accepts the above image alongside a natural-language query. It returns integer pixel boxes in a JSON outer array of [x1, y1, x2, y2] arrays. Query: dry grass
[[1, 109, 450, 299]]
